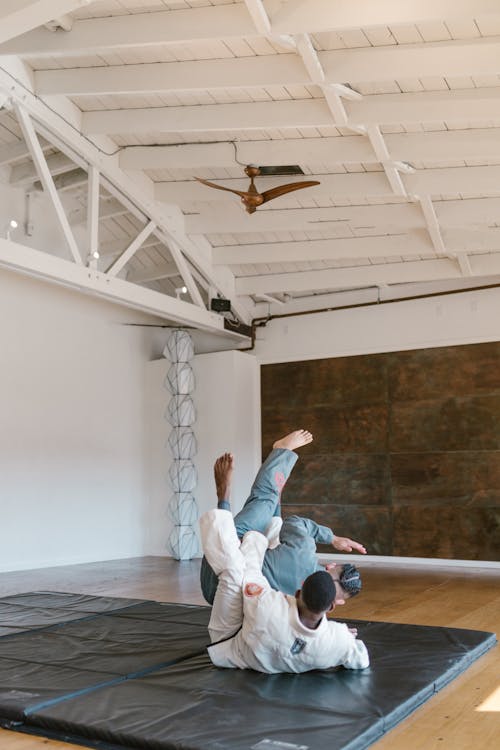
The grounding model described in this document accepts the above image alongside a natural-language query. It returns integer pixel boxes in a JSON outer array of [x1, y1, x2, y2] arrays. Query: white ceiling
[[2, 0, 500, 335]]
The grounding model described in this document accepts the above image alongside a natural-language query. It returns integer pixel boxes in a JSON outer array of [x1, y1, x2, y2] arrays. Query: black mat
[[0, 591, 143, 636], [0, 594, 209, 723], [0, 592, 495, 750]]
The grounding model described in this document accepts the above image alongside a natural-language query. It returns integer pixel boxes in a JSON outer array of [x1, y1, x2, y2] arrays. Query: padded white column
[[163, 330, 199, 560]]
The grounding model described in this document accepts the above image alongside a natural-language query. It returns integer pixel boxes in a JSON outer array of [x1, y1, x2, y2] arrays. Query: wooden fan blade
[[261, 180, 320, 204], [194, 176, 246, 198]]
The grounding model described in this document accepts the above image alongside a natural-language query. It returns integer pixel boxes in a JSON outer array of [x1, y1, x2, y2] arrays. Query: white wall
[[254, 286, 500, 364], [1, 178, 262, 570], [0, 267, 166, 572], [193, 350, 261, 517], [145, 350, 261, 557], [0, 179, 259, 570]]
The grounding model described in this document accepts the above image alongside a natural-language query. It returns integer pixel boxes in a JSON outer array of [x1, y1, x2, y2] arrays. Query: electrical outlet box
[[211, 298, 231, 313]]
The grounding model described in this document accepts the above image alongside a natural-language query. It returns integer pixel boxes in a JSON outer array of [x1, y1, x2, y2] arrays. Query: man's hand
[[348, 627, 358, 637], [332, 536, 366, 554]]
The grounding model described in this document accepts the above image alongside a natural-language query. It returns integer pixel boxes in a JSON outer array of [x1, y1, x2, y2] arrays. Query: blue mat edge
[[343, 631, 497, 750]]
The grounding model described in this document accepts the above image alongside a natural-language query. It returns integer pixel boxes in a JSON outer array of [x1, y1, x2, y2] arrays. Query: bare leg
[[273, 429, 313, 451], [214, 452, 233, 509]]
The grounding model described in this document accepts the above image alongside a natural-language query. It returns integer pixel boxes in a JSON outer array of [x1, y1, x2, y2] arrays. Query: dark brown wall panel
[[393, 506, 500, 560], [261, 341, 500, 561], [390, 395, 500, 452], [388, 343, 500, 401], [391, 452, 500, 506], [289, 453, 390, 506]]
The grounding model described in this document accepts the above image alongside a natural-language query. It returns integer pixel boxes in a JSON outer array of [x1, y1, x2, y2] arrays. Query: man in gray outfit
[[200, 429, 366, 605]]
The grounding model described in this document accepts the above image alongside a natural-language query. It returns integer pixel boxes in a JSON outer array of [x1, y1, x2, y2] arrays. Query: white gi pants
[[199, 509, 268, 643]]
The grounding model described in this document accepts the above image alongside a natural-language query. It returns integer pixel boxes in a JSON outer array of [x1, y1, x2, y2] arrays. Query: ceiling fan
[[194, 165, 320, 214]]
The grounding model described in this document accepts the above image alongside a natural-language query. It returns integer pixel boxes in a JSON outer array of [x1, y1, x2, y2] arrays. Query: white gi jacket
[[200, 509, 370, 675]]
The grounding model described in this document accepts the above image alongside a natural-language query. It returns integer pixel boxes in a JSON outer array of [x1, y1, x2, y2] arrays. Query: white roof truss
[[0, 63, 250, 334], [119, 130, 500, 171], [14, 102, 83, 265], [0, 236, 227, 333], [78, 92, 500, 134], [0, 0, 91, 45], [2, 1, 500, 324], [236, 254, 500, 295], [2, 1, 499, 56]]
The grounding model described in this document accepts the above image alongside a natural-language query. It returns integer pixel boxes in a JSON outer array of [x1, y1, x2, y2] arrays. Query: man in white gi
[[200, 449, 370, 674], [200, 429, 366, 605]]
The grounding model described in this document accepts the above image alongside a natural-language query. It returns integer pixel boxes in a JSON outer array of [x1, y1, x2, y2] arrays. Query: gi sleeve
[[241, 530, 271, 592], [341, 637, 370, 670], [280, 515, 334, 547], [240, 530, 278, 625], [327, 621, 370, 670]]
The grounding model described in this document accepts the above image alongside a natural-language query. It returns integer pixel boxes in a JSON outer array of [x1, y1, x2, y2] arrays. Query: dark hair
[[339, 564, 362, 597], [301, 570, 336, 613]]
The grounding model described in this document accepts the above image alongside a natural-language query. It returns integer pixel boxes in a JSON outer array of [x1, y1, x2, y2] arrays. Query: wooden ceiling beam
[[82, 90, 500, 136], [185, 203, 425, 234], [155, 165, 500, 204], [0, 0, 90, 45], [0, 4, 253, 56], [35, 55, 309, 96], [155, 172, 391, 203], [120, 129, 500, 175], [2, 1, 497, 55], [235, 254, 500, 294], [213, 231, 434, 265], [269, 0, 500, 35]]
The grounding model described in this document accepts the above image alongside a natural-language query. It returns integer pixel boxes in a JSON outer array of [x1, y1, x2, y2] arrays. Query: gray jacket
[[200, 515, 333, 604]]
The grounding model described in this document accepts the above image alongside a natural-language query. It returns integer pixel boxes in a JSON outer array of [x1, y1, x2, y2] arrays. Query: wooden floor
[[0, 557, 498, 750]]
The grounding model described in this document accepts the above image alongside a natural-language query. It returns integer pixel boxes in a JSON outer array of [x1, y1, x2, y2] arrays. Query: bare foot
[[214, 452, 234, 502], [273, 429, 313, 451]]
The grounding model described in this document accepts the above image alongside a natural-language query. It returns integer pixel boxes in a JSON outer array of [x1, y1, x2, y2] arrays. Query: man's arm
[[281, 515, 366, 554], [280, 515, 334, 546], [240, 530, 271, 592], [240, 531, 283, 631], [332, 536, 367, 554], [327, 621, 370, 670], [341, 636, 370, 669]]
